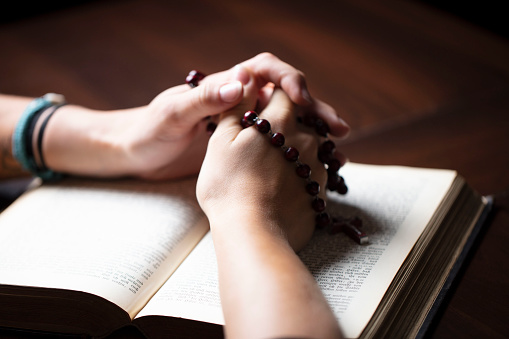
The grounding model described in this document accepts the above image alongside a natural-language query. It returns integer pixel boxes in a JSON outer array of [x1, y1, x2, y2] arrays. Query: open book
[[0, 162, 491, 339]]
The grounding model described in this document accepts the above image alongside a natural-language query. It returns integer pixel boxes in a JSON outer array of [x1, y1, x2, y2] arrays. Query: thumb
[[159, 79, 245, 128], [214, 66, 260, 135]]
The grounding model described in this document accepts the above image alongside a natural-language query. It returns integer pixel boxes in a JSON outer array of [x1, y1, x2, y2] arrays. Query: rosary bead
[[318, 149, 333, 163], [327, 172, 340, 191], [315, 118, 330, 137], [306, 181, 320, 196], [256, 119, 271, 134], [337, 181, 348, 195], [320, 140, 336, 154], [329, 174, 348, 194], [271, 132, 285, 147], [327, 158, 341, 172], [312, 197, 326, 212], [206, 121, 217, 135], [185, 70, 205, 88], [296, 163, 311, 178], [244, 110, 258, 123], [242, 111, 258, 128], [240, 119, 250, 129], [302, 112, 317, 127], [327, 172, 346, 192], [315, 212, 331, 228], [284, 147, 300, 161]]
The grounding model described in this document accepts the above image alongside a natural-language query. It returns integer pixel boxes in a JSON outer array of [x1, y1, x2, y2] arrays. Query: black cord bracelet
[[36, 103, 67, 173]]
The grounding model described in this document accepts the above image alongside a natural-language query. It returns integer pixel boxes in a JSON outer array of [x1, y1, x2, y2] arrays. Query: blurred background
[[1, 0, 509, 198], [1, 0, 508, 134], [1, 1, 508, 338]]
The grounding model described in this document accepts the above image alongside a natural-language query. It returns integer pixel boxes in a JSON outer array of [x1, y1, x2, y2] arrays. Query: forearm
[[210, 213, 341, 339], [43, 104, 139, 178], [0, 93, 141, 179]]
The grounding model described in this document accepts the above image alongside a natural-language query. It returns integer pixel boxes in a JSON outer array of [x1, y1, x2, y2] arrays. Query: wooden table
[[1, 0, 508, 337]]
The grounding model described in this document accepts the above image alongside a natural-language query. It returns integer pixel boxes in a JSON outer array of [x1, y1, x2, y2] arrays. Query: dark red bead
[[318, 149, 333, 163], [186, 70, 205, 88], [284, 147, 299, 161], [206, 121, 217, 135], [311, 197, 326, 212], [327, 172, 339, 191], [315, 119, 330, 137], [296, 163, 311, 178], [306, 181, 320, 196], [271, 132, 285, 147], [302, 112, 317, 127], [332, 175, 347, 194], [256, 119, 271, 134], [337, 182, 348, 195], [320, 140, 336, 154], [315, 212, 331, 228], [242, 111, 258, 128], [240, 119, 250, 128], [244, 111, 258, 123], [327, 158, 341, 172]]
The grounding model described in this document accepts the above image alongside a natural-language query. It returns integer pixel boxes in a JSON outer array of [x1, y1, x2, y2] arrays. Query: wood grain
[[1, 0, 508, 337]]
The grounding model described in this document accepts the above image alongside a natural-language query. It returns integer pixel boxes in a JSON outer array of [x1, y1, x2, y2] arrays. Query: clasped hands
[[42, 52, 350, 250], [127, 53, 350, 250], [130, 52, 350, 180]]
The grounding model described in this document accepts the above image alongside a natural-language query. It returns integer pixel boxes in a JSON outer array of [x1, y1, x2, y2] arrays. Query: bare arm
[[197, 81, 342, 338], [0, 53, 349, 181], [210, 213, 341, 339]]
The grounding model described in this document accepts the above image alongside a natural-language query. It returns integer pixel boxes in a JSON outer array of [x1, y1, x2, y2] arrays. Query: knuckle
[[258, 51, 277, 61], [196, 83, 217, 108]]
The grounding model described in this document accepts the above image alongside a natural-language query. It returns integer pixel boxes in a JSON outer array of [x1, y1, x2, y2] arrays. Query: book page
[[136, 231, 224, 325], [298, 163, 456, 338], [136, 162, 456, 337], [0, 177, 208, 317]]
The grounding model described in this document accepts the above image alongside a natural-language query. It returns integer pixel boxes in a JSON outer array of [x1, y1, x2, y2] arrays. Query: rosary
[[187, 70, 368, 245]]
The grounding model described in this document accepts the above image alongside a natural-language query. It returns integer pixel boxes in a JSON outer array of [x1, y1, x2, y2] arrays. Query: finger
[[240, 52, 312, 106], [212, 67, 260, 140], [311, 99, 350, 138], [157, 80, 245, 128], [261, 90, 328, 199], [257, 88, 295, 131], [255, 83, 275, 112]]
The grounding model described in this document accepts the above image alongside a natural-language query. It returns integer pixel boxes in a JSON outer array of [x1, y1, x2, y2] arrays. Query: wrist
[[202, 193, 316, 251], [208, 207, 291, 248], [43, 105, 137, 178]]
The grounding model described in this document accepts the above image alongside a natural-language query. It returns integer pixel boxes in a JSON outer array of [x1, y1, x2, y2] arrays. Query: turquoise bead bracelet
[[12, 93, 66, 181]]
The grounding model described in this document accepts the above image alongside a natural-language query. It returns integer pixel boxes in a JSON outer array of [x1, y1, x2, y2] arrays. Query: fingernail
[[301, 88, 312, 104], [232, 65, 250, 85], [219, 81, 243, 102], [338, 117, 350, 129]]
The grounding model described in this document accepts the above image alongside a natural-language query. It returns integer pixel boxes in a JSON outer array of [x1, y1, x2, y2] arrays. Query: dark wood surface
[[1, 0, 508, 338]]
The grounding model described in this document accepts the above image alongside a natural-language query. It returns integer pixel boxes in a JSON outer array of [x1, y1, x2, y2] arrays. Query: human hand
[[197, 75, 342, 251], [40, 53, 348, 181], [120, 53, 349, 180]]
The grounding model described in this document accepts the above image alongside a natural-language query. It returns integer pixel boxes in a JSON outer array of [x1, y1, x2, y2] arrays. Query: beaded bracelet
[[12, 93, 66, 181], [186, 70, 368, 244]]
